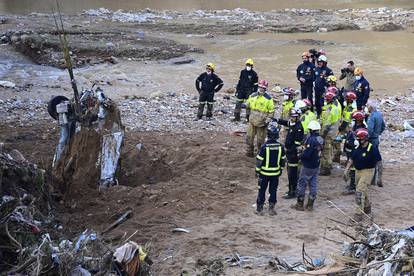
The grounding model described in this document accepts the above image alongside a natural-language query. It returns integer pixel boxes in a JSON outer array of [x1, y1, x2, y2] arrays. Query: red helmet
[[346, 91, 357, 101], [352, 111, 365, 121], [258, 79, 268, 89], [355, 128, 369, 140], [303, 98, 312, 106], [283, 87, 295, 96], [290, 108, 300, 117], [319, 48, 326, 56], [327, 86, 338, 95], [325, 91, 336, 101]]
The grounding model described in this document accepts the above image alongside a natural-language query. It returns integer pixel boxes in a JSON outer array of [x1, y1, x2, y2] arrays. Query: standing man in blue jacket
[[314, 55, 333, 117], [367, 101, 386, 187], [296, 51, 315, 106], [353, 67, 370, 110], [294, 121, 324, 211]]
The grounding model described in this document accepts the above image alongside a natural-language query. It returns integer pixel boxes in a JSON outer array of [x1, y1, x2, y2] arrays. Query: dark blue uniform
[[255, 140, 286, 207], [314, 66, 333, 116], [236, 69, 258, 100], [277, 119, 304, 197], [353, 76, 370, 110], [195, 72, 223, 119], [297, 61, 315, 104], [351, 143, 382, 170]]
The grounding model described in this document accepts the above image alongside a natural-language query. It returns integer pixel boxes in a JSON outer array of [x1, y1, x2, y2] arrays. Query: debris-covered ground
[[1, 2, 414, 275]]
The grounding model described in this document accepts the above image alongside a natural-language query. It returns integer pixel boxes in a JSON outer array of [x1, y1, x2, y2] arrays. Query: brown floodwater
[[0, 0, 414, 14]]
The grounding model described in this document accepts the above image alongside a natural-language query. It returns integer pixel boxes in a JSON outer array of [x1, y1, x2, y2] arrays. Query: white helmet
[[318, 55, 327, 62], [308, 120, 321, 131], [295, 100, 307, 110]]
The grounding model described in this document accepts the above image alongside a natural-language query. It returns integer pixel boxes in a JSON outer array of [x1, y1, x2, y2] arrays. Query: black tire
[[48, 95, 69, 120]]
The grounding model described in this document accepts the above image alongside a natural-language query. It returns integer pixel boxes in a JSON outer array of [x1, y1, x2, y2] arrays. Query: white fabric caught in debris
[[100, 131, 123, 185], [113, 241, 139, 263]]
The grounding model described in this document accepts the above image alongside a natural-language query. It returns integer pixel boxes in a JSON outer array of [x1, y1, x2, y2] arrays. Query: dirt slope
[[1, 123, 413, 275]]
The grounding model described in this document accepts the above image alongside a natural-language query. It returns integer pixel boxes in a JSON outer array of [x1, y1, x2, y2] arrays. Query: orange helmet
[[354, 67, 363, 75]]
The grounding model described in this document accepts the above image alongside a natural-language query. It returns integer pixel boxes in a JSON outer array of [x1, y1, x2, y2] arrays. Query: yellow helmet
[[245, 58, 254, 66], [327, 75, 337, 83], [302, 51, 310, 57], [354, 67, 363, 75], [206, 63, 216, 71]]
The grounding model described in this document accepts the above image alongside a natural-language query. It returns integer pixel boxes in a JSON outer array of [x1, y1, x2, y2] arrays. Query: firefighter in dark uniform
[[195, 63, 224, 120], [255, 125, 286, 216], [344, 128, 381, 221], [233, 58, 258, 122], [274, 109, 304, 199], [296, 51, 315, 106]]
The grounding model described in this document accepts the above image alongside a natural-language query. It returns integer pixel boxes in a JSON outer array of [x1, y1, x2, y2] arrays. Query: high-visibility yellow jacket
[[342, 102, 357, 124], [246, 92, 275, 127], [300, 111, 317, 134], [281, 100, 295, 120], [321, 102, 341, 132]]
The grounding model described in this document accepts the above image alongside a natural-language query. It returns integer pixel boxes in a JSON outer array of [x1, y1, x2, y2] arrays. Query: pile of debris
[[0, 148, 152, 275], [338, 224, 414, 275]]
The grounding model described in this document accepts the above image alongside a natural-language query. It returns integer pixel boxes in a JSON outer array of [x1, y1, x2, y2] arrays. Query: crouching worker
[[294, 121, 324, 211], [344, 128, 382, 221], [255, 125, 286, 216]]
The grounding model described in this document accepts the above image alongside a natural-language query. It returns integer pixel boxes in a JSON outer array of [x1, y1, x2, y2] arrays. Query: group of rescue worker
[[194, 50, 385, 220]]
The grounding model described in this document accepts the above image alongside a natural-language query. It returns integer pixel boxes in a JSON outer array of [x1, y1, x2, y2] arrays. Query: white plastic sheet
[[100, 131, 123, 186]]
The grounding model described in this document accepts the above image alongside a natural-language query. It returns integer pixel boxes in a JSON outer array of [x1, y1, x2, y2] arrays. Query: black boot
[[293, 197, 305, 211], [283, 192, 296, 199], [255, 204, 264, 215], [206, 103, 214, 119], [233, 102, 241, 122], [306, 197, 315, 211], [196, 103, 205, 120], [268, 203, 277, 216], [245, 108, 250, 122], [349, 170, 356, 190]]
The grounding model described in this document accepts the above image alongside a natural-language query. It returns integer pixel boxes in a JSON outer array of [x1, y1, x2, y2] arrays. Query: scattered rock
[[8, 149, 27, 162], [170, 56, 195, 65], [372, 22, 404, 32], [105, 56, 119, 64], [0, 80, 16, 88]]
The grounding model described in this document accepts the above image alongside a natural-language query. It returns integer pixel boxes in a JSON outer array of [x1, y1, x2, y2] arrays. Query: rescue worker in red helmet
[[344, 128, 381, 221], [333, 91, 357, 164], [343, 110, 367, 194], [273, 108, 304, 199], [245, 80, 275, 157], [320, 90, 341, 175]]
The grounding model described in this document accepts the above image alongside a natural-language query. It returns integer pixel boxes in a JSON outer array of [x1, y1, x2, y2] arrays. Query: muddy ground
[[1, 120, 414, 275], [1, 5, 414, 275]]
